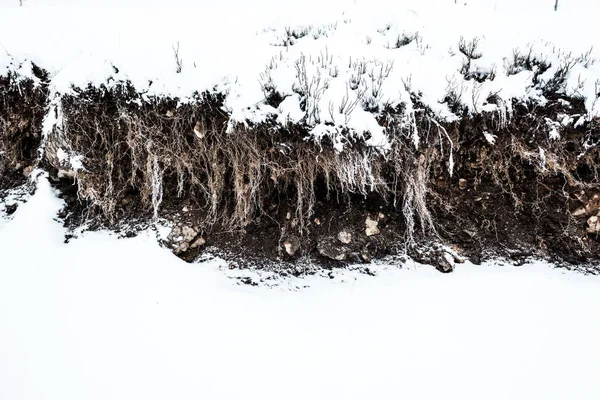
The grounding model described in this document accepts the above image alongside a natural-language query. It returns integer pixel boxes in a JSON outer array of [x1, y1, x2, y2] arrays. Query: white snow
[[1, 174, 600, 400], [2, 3, 600, 397], [1, 0, 599, 152]]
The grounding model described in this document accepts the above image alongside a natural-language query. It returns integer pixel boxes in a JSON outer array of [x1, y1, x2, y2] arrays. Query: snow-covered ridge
[[1, 0, 599, 152]]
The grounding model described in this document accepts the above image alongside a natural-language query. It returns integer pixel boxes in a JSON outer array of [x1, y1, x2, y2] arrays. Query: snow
[[1, 175, 600, 399], [2, 3, 600, 396], [1, 0, 599, 152]]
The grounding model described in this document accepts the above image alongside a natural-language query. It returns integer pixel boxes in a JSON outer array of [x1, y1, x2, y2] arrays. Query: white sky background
[[3, 0, 599, 10]]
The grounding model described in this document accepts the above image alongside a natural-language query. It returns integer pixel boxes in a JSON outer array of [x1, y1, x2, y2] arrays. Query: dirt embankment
[[2, 69, 600, 273]]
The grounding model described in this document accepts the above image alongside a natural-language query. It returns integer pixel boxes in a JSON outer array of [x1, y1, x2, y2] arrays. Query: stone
[[585, 193, 600, 216], [436, 253, 455, 273], [167, 224, 200, 254], [58, 169, 76, 179], [587, 215, 600, 234], [5, 203, 18, 215], [360, 248, 372, 263], [365, 215, 380, 236], [459, 178, 468, 190], [283, 236, 300, 256], [193, 121, 205, 139], [190, 237, 206, 249], [337, 230, 352, 244], [317, 237, 349, 261], [469, 253, 482, 265], [22, 165, 34, 177]]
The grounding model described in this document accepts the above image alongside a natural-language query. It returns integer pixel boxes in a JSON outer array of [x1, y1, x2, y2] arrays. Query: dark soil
[[0, 63, 49, 191], [3, 68, 600, 273]]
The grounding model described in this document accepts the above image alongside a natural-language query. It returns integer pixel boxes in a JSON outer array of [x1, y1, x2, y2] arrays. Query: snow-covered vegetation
[[2, 0, 599, 153]]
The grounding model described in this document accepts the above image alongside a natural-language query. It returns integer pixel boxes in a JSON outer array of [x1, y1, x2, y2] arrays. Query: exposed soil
[[2, 69, 600, 273], [0, 64, 49, 191]]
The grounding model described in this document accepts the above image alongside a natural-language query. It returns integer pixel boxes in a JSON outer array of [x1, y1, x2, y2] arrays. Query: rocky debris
[[459, 178, 468, 190], [167, 224, 201, 254], [436, 252, 455, 273], [4, 203, 18, 215], [365, 215, 380, 236], [587, 215, 600, 234], [317, 237, 350, 261], [337, 230, 352, 244], [283, 235, 300, 256]]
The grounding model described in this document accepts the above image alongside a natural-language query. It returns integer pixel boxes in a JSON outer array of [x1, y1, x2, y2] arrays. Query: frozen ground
[[1, 175, 600, 399]]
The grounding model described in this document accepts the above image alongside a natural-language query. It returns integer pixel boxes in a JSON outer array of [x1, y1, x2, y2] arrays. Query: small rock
[[58, 169, 75, 179], [459, 178, 468, 190], [5, 203, 18, 215], [22, 165, 34, 177], [436, 253, 455, 273], [469, 253, 482, 265], [182, 206, 189, 212], [360, 248, 372, 263], [193, 121, 205, 139], [166, 110, 174, 117], [314, 218, 321, 225], [317, 237, 349, 261], [167, 224, 199, 254], [365, 215, 380, 236], [337, 230, 352, 244], [463, 229, 477, 238], [283, 236, 300, 256], [587, 215, 600, 234], [190, 237, 206, 249], [585, 193, 600, 216]]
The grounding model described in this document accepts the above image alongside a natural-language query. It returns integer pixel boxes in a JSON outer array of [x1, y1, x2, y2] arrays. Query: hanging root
[[37, 81, 600, 266], [0, 66, 48, 190]]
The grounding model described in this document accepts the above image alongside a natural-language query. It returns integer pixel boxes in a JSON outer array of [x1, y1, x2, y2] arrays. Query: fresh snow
[[1, 174, 600, 399], [1, 0, 599, 152], [2, 2, 600, 398]]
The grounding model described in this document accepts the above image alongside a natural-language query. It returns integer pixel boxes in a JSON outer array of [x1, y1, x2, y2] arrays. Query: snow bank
[[1, 0, 599, 151], [1, 174, 600, 399]]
